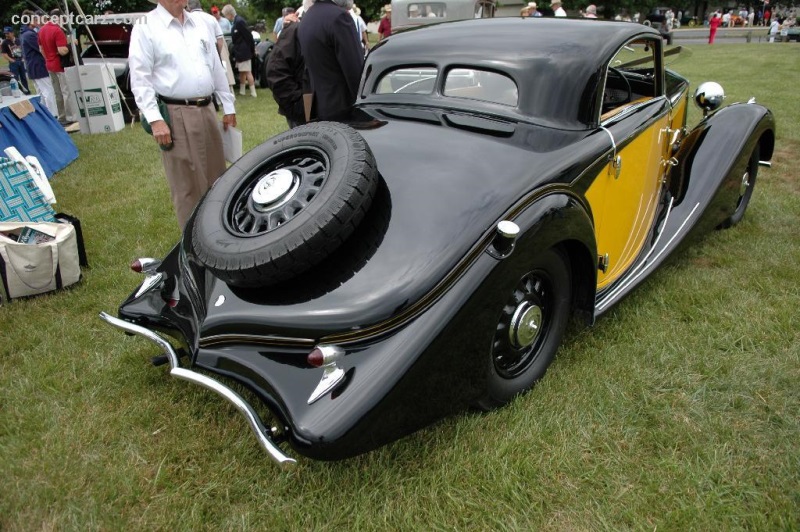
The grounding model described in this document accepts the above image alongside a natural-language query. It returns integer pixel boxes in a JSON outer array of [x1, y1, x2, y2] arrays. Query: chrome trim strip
[[599, 125, 616, 153], [99, 312, 297, 466], [596, 196, 674, 311], [320, 184, 580, 345], [199, 333, 316, 348]]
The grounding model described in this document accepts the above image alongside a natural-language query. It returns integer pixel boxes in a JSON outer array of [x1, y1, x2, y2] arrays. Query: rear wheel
[[719, 144, 759, 229], [476, 248, 572, 410]]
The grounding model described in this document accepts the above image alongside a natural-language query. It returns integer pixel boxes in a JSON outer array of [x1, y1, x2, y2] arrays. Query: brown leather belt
[[159, 96, 212, 107]]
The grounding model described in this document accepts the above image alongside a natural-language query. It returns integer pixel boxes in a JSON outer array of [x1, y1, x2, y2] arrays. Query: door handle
[[610, 155, 622, 179]]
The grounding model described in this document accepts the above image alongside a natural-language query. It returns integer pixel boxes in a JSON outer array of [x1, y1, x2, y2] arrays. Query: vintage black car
[[642, 7, 675, 44], [101, 18, 775, 465]]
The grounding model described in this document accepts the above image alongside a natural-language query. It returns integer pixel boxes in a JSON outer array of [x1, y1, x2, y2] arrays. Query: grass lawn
[[1, 43, 798, 530]]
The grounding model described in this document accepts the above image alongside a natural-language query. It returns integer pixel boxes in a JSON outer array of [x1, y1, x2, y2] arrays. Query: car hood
[[180, 111, 603, 341]]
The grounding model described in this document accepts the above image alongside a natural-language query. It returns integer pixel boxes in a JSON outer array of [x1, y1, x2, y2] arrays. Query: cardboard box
[[65, 65, 125, 134]]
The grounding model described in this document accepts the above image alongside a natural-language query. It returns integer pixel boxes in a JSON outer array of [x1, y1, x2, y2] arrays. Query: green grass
[[2, 44, 799, 530]]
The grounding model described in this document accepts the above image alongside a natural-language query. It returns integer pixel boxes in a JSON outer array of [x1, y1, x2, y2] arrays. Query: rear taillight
[[131, 257, 161, 274], [307, 345, 344, 367]]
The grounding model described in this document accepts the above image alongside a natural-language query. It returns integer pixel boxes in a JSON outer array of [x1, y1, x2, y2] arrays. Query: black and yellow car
[[102, 18, 775, 464]]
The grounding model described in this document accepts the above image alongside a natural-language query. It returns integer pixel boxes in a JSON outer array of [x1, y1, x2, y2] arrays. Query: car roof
[[360, 17, 662, 129]]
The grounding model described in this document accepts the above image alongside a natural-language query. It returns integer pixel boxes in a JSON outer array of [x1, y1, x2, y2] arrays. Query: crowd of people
[[124, 0, 370, 228], [2, 9, 81, 131]]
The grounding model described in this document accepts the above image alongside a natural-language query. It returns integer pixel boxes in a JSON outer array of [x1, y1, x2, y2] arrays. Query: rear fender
[[502, 190, 597, 325], [194, 192, 597, 460]]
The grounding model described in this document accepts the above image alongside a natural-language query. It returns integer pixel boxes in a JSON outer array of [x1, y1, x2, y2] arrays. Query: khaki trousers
[[49, 71, 77, 123], [161, 103, 227, 229]]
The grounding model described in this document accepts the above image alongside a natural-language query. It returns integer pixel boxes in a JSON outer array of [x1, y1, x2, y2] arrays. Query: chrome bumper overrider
[[99, 312, 297, 466]]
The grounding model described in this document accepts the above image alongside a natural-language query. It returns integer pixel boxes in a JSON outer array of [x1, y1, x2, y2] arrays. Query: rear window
[[444, 68, 518, 106], [375, 67, 438, 94], [374, 66, 518, 107]]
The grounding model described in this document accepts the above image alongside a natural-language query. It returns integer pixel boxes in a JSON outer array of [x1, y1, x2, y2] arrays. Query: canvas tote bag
[[0, 221, 81, 301]]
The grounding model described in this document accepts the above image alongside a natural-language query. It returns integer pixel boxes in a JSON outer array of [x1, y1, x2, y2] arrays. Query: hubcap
[[252, 169, 298, 211], [225, 148, 328, 236], [493, 271, 551, 379], [509, 303, 543, 348]]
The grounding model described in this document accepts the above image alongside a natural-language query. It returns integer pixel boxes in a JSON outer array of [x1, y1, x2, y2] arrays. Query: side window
[[443, 68, 518, 106], [602, 39, 659, 119], [375, 67, 438, 94]]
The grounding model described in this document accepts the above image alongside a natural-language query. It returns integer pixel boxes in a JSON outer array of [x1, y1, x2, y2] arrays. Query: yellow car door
[[585, 38, 672, 290]]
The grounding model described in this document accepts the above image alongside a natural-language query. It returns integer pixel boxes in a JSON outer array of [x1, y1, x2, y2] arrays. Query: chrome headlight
[[694, 82, 725, 115]]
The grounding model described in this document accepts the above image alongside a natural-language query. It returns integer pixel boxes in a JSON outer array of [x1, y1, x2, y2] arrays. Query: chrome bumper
[[99, 312, 297, 466]]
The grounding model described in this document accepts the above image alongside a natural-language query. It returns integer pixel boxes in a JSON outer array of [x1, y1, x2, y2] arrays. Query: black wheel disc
[[475, 248, 571, 411], [493, 271, 553, 379], [224, 148, 329, 237]]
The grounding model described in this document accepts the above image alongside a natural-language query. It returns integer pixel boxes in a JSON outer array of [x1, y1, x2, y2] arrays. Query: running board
[[99, 312, 297, 466]]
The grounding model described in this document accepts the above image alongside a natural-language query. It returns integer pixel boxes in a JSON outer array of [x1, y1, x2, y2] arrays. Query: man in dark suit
[[297, 0, 363, 121], [266, 11, 306, 128]]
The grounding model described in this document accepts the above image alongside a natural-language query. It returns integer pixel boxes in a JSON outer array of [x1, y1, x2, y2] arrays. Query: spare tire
[[191, 122, 379, 287]]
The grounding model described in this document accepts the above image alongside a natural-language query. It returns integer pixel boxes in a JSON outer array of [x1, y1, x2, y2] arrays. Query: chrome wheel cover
[[225, 148, 329, 236]]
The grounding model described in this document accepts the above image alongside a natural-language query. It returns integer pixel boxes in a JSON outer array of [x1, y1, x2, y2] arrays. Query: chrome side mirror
[[694, 82, 725, 116]]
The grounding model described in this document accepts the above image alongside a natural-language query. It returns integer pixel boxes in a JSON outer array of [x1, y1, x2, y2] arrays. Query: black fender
[[197, 191, 595, 460], [121, 190, 597, 460], [591, 102, 775, 318], [669, 102, 775, 228], [497, 189, 598, 325]]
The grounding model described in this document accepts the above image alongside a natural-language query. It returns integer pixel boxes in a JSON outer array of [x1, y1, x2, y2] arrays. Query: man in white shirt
[[551, 0, 567, 16], [129, 0, 236, 228]]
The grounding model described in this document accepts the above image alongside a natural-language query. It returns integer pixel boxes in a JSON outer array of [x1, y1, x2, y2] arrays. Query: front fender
[[669, 102, 775, 222]]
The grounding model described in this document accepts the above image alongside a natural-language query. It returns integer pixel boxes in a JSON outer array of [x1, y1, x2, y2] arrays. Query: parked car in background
[[225, 32, 274, 89], [642, 6, 674, 44], [391, 0, 495, 32], [102, 18, 774, 464]]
